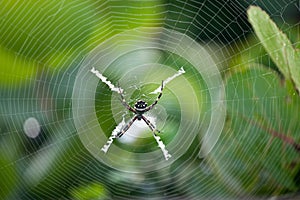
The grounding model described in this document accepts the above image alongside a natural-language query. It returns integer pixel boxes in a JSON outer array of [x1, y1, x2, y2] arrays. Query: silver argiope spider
[[116, 81, 164, 138]]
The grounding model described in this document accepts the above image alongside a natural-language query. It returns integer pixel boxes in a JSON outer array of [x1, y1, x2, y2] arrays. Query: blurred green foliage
[[0, 46, 38, 87], [0, 0, 95, 75], [70, 182, 107, 200], [213, 65, 300, 194], [1, 0, 300, 199]]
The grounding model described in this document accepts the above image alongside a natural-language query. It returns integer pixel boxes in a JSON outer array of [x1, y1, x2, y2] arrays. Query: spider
[[116, 81, 164, 138]]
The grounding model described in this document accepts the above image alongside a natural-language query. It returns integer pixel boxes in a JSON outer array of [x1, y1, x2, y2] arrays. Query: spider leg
[[116, 115, 138, 138], [118, 82, 136, 113], [141, 115, 161, 136], [145, 80, 164, 112]]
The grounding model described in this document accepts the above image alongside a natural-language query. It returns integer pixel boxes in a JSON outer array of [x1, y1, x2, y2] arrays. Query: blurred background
[[1, 0, 300, 199]]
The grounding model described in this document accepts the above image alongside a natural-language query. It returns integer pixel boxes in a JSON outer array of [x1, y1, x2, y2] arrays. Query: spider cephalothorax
[[134, 100, 147, 113], [117, 81, 164, 137]]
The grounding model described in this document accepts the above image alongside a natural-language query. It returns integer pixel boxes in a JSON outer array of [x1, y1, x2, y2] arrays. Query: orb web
[[1, 0, 299, 199], [72, 27, 225, 173]]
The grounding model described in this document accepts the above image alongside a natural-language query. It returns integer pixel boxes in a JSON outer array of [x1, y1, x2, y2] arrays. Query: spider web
[[1, 0, 300, 199]]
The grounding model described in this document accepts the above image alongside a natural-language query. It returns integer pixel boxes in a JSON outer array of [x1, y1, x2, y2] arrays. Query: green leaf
[[209, 65, 300, 195], [289, 50, 300, 94], [248, 6, 300, 93]]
